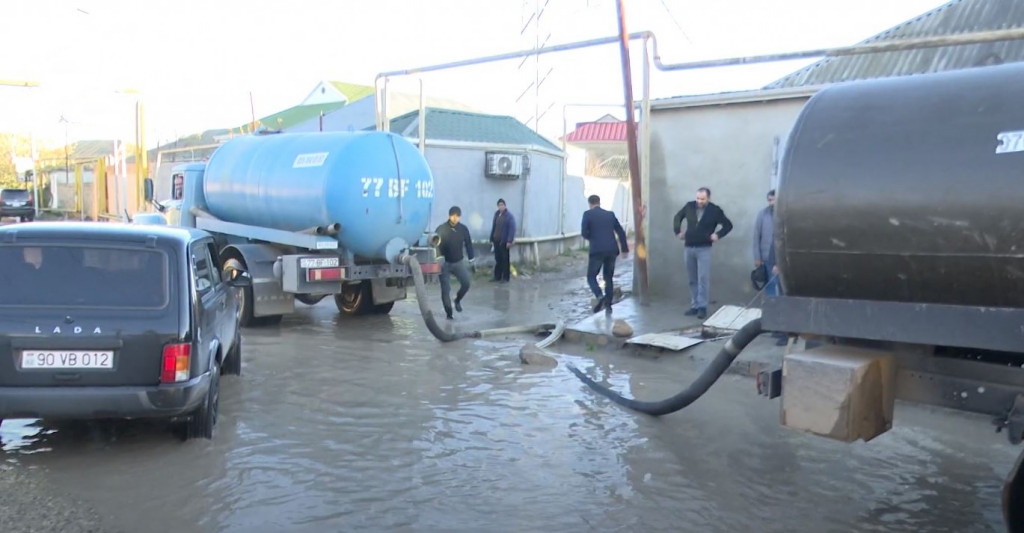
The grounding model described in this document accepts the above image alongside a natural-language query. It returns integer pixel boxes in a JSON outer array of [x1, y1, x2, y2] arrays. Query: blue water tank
[[202, 131, 435, 260]]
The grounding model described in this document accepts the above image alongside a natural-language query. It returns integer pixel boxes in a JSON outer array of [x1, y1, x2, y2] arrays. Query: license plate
[[9, 201, 23, 207], [300, 257, 340, 269], [21, 351, 114, 370]]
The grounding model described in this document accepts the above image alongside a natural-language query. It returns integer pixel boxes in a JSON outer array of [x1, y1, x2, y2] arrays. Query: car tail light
[[161, 343, 191, 383]]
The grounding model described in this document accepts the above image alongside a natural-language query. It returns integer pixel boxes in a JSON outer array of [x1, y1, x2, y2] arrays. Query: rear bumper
[[0, 371, 211, 421], [0, 206, 34, 218]]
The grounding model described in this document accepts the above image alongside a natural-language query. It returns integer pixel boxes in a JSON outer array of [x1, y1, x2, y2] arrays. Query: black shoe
[[444, 308, 454, 320], [455, 299, 463, 313], [684, 308, 698, 316], [697, 307, 707, 319], [775, 336, 789, 346], [592, 299, 605, 314], [604, 305, 613, 316], [490, 278, 500, 283]]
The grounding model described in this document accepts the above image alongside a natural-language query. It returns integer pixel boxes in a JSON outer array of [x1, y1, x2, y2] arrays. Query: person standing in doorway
[[581, 194, 629, 315], [672, 187, 733, 320], [753, 189, 779, 297], [752, 189, 789, 346], [489, 198, 516, 283], [433, 206, 476, 320]]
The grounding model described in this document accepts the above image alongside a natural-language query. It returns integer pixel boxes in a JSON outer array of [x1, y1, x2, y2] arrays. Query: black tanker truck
[[570, 60, 1024, 531]]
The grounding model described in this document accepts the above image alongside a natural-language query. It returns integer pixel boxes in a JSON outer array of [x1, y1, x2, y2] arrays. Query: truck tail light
[[161, 343, 191, 383], [420, 262, 441, 275], [306, 267, 343, 282]]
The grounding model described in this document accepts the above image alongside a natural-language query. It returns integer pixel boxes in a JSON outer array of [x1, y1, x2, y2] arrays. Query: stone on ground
[[612, 319, 634, 338], [519, 343, 558, 367]]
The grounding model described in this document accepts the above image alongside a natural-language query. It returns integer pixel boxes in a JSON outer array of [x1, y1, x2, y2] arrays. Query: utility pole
[[614, 0, 649, 304]]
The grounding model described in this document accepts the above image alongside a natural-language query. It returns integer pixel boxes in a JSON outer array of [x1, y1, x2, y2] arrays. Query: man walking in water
[[434, 206, 475, 320], [673, 187, 733, 319], [581, 194, 629, 315], [489, 198, 516, 283]]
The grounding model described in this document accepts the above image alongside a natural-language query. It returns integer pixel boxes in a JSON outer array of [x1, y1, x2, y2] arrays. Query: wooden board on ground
[[702, 305, 762, 336], [625, 332, 704, 351]]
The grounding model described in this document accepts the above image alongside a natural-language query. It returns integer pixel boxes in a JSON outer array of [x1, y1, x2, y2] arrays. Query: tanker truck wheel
[[335, 281, 395, 317], [221, 251, 283, 328]]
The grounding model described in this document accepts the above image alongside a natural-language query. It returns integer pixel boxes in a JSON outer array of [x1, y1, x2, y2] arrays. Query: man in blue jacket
[[489, 198, 516, 283], [581, 194, 629, 315]]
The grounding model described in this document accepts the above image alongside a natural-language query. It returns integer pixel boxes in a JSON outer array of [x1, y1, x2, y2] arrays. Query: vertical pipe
[[559, 104, 566, 236], [638, 35, 652, 302], [30, 132, 39, 217], [382, 78, 390, 132], [319, 111, 324, 132], [615, 0, 649, 305], [418, 78, 426, 155]]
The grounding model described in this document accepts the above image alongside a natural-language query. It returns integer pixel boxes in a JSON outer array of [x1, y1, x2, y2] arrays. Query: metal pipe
[[418, 78, 426, 156], [615, 0, 649, 305], [471, 231, 580, 246], [649, 27, 1024, 72], [639, 34, 652, 302]]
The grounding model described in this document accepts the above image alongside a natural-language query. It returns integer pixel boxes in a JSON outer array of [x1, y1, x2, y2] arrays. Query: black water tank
[[776, 62, 1024, 309]]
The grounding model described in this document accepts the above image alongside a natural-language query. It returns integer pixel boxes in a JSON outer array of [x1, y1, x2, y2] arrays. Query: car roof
[[0, 221, 209, 245]]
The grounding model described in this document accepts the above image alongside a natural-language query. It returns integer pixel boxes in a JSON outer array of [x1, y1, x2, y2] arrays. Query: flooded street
[[0, 273, 1019, 533]]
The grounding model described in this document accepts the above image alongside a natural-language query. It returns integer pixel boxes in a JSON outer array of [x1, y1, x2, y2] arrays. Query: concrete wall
[[424, 144, 586, 265], [648, 96, 809, 307]]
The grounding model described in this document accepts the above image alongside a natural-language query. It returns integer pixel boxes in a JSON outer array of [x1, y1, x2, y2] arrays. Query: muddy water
[[0, 280, 1019, 533]]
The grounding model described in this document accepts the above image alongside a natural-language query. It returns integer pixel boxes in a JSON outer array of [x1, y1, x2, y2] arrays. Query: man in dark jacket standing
[[489, 198, 516, 283], [672, 187, 733, 319], [581, 194, 629, 315], [433, 206, 475, 320]]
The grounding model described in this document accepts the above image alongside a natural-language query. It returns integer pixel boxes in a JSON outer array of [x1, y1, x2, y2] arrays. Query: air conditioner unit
[[484, 152, 527, 179]]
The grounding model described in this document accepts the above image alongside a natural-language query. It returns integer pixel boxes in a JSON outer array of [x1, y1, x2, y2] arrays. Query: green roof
[[329, 81, 375, 103], [382, 108, 561, 152], [241, 101, 347, 132]]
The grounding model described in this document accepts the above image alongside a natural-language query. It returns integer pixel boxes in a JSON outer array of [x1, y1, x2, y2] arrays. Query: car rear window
[[0, 244, 169, 309], [2, 190, 29, 200]]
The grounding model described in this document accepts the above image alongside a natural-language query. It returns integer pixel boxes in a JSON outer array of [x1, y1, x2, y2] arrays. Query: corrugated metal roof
[[564, 121, 629, 143], [765, 0, 1024, 89], [380, 108, 562, 152]]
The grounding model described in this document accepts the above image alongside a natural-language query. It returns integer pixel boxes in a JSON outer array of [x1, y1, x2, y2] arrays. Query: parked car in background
[[0, 188, 34, 222], [0, 222, 250, 440]]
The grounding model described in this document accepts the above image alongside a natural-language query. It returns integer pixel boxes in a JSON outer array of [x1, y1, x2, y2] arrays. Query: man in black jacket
[[581, 194, 629, 315], [433, 206, 476, 320], [672, 187, 733, 319], [489, 198, 516, 283]]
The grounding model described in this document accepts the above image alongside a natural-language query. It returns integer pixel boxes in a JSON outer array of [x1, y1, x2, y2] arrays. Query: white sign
[[361, 177, 434, 199], [21, 351, 114, 369], [996, 130, 1024, 154], [293, 152, 329, 168]]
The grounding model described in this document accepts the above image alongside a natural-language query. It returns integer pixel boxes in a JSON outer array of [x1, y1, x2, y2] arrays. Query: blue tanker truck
[[141, 130, 441, 327]]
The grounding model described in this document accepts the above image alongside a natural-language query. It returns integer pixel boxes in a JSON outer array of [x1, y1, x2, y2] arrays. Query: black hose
[[401, 253, 474, 342], [566, 318, 764, 416]]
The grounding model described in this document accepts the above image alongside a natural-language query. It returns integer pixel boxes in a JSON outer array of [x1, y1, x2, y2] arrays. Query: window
[[0, 244, 169, 309], [191, 242, 218, 295]]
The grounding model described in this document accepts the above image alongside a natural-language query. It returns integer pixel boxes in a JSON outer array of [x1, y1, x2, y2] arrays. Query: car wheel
[[183, 363, 220, 441], [223, 333, 242, 376]]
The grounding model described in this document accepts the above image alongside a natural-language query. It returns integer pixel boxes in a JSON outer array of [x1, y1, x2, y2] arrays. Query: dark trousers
[[439, 259, 472, 314], [586, 252, 617, 304], [493, 242, 511, 281]]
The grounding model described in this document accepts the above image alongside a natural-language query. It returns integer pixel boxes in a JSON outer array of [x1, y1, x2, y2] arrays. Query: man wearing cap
[[489, 198, 516, 283], [434, 206, 476, 320]]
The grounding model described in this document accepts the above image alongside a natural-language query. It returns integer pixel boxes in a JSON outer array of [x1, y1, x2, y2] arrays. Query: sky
[[0, 0, 948, 150]]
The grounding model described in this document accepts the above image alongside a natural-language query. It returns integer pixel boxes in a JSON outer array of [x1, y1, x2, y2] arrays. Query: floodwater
[[0, 280, 1019, 533]]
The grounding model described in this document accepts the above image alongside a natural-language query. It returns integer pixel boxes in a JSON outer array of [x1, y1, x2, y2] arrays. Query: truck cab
[[0, 222, 250, 440]]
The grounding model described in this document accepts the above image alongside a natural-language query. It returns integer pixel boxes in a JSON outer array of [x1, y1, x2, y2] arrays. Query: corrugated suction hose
[[566, 319, 763, 416], [400, 253, 560, 344]]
